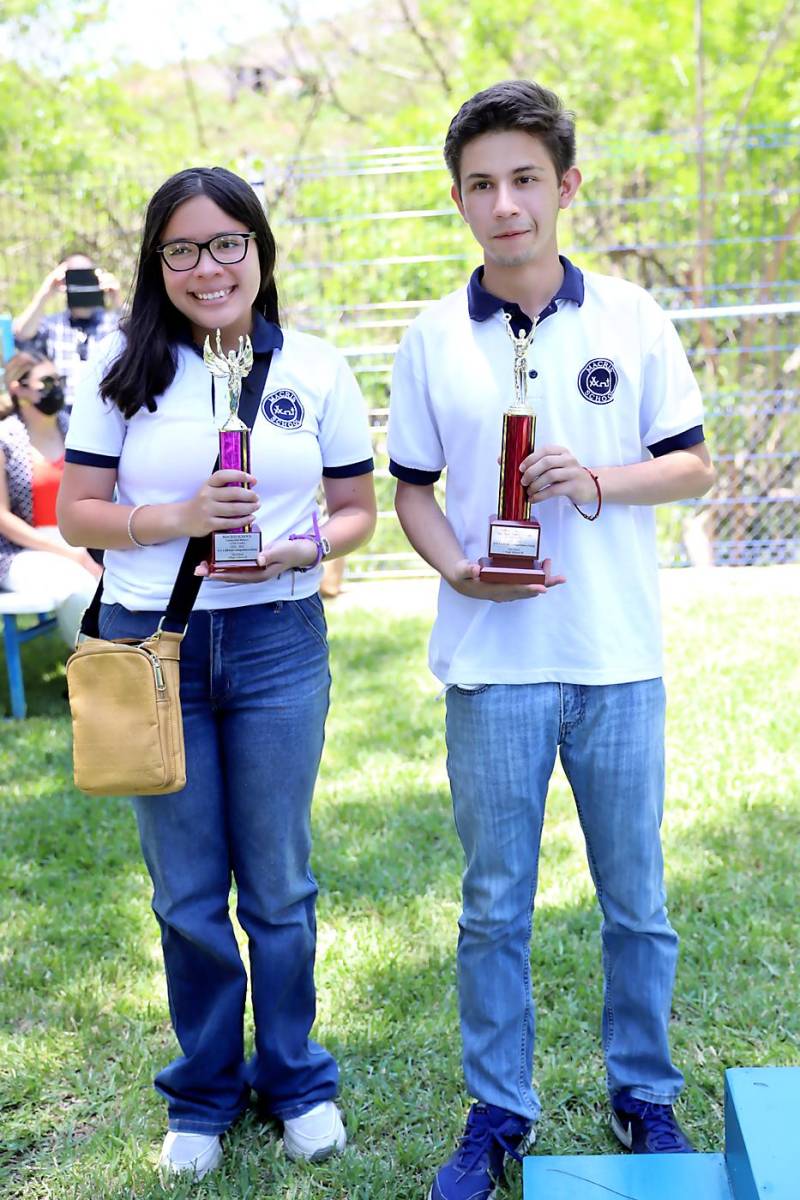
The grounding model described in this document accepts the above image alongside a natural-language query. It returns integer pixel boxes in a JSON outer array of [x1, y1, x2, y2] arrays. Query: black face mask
[[32, 380, 65, 416]]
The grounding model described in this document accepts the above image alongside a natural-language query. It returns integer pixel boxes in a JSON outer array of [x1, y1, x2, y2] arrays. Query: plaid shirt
[[17, 308, 119, 409]]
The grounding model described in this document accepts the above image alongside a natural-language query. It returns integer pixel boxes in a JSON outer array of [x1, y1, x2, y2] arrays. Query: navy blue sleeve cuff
[[322, 457, 374, 479], [389, 459, 442, 485], [648, 426, 704, 458], [64, 449, 120, 468]]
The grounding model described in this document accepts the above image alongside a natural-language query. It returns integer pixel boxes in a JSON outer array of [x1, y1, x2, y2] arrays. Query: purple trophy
[[202, 329, 262, 574]]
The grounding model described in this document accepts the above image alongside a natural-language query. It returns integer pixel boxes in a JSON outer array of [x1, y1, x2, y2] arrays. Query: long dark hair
[[102, 167, 280, 418]]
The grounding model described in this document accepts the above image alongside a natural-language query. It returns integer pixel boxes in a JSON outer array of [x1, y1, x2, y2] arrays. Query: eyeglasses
[[156, 232, 256, 272]]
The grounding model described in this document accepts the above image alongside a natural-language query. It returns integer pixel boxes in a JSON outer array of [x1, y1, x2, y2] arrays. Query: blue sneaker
[[429, 1103, 534, 1200], [611, 1090, 695, 1153]]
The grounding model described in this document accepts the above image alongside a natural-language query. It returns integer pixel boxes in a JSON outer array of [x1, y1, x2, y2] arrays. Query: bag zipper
[[141, 647, 166, 692], [142, 644, 174, 786]]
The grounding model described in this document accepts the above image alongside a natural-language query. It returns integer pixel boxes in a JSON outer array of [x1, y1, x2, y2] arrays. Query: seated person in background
[[0, 352, 100, 644], [13, 253, 122, 410]]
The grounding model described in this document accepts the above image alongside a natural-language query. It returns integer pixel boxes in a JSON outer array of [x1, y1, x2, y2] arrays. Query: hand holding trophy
[[479, 313, 547, 585], [203, 329, 262, 575]]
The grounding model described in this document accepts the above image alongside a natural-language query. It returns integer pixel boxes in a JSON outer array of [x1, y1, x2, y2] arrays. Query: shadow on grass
[[3, 601, 798, 1196], [313, 787, 457, 907], [666, 797, 799, 1059], [4, 793, 799, 1198]]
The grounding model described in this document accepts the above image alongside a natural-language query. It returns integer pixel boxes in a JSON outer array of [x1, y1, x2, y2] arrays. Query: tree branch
[[396, 0, 453, 96], [712, 0, 799, 195]]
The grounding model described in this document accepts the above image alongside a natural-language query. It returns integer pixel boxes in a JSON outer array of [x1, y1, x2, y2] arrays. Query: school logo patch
[[578, 359, 619, 405], [262, 388, 304, 429]]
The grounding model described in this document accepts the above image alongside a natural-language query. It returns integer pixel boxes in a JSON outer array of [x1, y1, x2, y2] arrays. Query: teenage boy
[[387, 81, 714, 1200]]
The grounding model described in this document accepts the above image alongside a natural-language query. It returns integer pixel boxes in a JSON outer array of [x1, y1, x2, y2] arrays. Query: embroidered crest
[[262, 388, 304, 429], [578, 359, 619, 405]]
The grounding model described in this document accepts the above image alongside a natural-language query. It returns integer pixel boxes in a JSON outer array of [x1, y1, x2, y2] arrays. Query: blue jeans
[[99, 595, 338, 1134], [445, 680, 684, 1122]]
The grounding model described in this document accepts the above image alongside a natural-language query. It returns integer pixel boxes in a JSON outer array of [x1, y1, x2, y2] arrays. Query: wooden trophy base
[[478, 557, 547, 585], [209, 563, 261, 575], [479, 515, 545, 584]]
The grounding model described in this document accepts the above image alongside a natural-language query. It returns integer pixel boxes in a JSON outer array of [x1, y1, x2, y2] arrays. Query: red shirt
[[31, 454, 64, 527]]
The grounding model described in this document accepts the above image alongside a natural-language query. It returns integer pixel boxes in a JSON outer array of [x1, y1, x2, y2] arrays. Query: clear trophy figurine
[[479, 313, 546, 585], [202, 329, 261, 574]]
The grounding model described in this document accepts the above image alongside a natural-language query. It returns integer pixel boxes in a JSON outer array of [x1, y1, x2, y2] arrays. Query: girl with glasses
[[0, 351, 100, 646], [57, 167, 376, 1180]]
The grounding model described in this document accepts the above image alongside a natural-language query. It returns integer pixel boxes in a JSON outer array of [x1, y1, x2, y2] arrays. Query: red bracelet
[[572, 468, 602, 521]]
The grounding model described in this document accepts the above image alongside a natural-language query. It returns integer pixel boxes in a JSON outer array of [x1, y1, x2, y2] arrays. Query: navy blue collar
[[249, 311, 284, 354], [467, 255, 584, 333], [179, 309, 284, 357]]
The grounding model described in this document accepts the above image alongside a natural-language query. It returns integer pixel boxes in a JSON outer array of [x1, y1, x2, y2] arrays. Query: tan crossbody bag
[[65, 533, 206, 797], [67, 626, 187, 796]]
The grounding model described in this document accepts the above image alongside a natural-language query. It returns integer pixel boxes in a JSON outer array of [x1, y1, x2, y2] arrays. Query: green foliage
[[1, 0, 797, 566], [3, 0, 798, 311], [0, 2, 117, 173]]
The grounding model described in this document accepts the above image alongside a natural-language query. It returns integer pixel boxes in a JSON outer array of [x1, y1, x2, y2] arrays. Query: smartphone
[[65, 268, 105, 311]]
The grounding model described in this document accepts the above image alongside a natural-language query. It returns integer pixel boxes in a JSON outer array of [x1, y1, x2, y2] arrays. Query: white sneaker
[[283, 1101, 346, 1162], [158, 1131, 222, 1180]]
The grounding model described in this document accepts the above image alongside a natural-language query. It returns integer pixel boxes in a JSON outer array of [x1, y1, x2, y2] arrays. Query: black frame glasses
[[156, 231, 257, 272]]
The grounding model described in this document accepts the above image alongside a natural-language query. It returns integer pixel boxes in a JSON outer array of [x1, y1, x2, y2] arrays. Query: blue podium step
[[523, 1066, 799, 1199], [725, 1066, 799, 1200], [523, 1152, 732, 1199]]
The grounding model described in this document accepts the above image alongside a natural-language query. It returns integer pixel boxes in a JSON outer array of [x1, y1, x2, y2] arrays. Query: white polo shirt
[[388, 258, 705, 686], [65, 314, 373, 611]]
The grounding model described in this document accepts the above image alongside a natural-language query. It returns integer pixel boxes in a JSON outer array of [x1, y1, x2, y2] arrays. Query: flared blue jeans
[[99, 595, 338, 1133]]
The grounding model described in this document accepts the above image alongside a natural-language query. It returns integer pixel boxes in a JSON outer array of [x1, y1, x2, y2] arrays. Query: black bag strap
[[80, 349, 274, 639]]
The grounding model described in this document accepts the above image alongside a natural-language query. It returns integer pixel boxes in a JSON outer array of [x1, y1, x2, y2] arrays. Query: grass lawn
[[1, 573, 798, 1199]]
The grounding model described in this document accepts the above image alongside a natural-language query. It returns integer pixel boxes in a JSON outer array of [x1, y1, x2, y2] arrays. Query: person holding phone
[[13, 252, 122, 410], [57, 166, 376, 1181]]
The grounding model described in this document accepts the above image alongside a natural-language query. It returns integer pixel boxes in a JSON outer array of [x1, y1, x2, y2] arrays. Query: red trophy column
[[479, 402, 545, 585]]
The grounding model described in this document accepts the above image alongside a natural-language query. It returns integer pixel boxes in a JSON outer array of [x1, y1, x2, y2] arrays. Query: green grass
[[1, 581, 799, 1198]]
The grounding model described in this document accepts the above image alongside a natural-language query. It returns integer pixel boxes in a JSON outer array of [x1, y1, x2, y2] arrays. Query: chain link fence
[[674, 301, 799, 567], [1, 125, 797, 573], [335, 300, 800, 577]]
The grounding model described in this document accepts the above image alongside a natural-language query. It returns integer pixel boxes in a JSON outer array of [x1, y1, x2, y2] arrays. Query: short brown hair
[[444, 80, 576, 189]]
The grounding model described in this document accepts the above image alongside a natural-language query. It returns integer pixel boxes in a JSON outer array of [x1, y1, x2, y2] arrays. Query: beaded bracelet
[[571, 468, 602, 521], [288, 510, 324, 571], [127, 504, 149, 548]]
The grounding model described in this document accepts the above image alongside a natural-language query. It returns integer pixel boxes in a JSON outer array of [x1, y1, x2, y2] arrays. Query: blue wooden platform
[[725, 1067, 798, 1200], [523, 1067, 798, 1199], [524, 1152, 731, 1198]]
